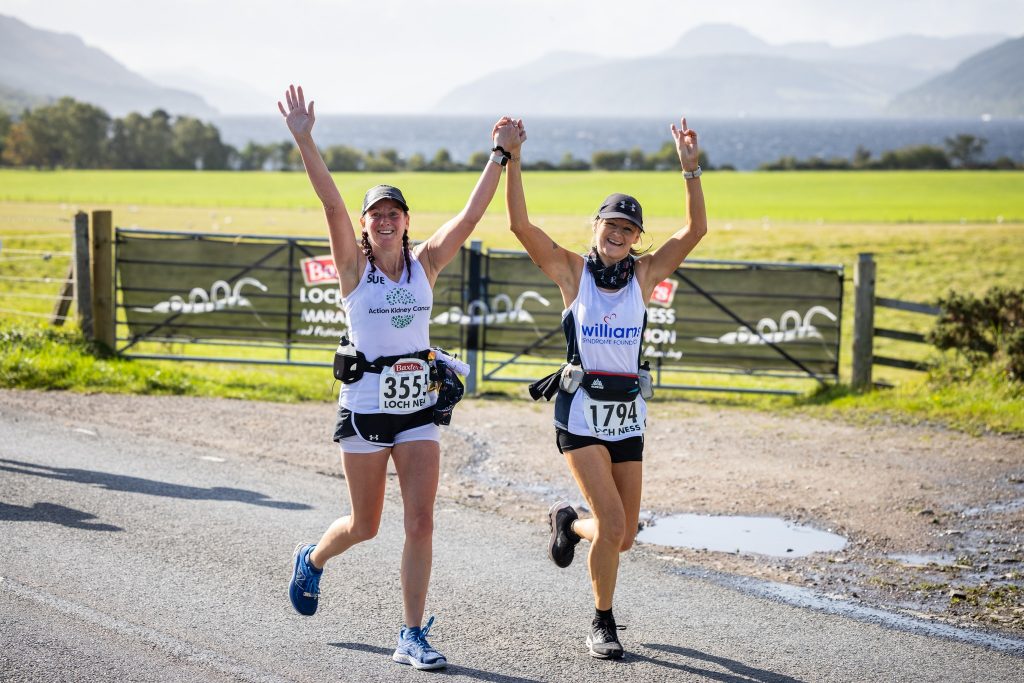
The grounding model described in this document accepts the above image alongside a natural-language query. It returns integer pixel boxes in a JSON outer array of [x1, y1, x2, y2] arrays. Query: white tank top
[[340, 254, 436, 412], [557, 259, 647, 439]]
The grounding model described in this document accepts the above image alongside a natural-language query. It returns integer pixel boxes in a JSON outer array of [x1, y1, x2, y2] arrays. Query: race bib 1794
[[582, 394, 645, 438]]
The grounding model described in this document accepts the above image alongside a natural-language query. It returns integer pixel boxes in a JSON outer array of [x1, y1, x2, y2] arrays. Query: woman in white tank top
[[279, 84, 522, 670], [504, 117, 707, 659]]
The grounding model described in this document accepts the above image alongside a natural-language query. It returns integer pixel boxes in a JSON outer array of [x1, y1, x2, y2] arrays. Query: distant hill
[[0, 82, 46, 113], [663, 25, 1006, 71], [887, 36, 1024, 117], [143, 68, 272, 116], [0, 14, 216, 117], [434, 24, 1009, 118]]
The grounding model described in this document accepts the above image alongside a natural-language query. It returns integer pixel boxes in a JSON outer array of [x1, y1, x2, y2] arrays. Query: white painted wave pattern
[[431, 291, 551, 326], [695, 306, 837, 345], [132, 278, 268, 315]]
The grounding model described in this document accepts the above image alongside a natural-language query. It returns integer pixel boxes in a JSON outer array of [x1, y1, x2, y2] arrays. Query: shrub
[[928, 287, 1024, 381]]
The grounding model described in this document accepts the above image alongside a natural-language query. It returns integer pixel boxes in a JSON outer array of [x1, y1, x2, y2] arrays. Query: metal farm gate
[[112, 228, 843, 395]]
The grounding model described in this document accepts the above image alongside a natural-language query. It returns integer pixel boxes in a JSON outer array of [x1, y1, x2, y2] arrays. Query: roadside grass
[[2, 169, 1023, 435], [792, 364, 1024, 435], [5, 321, 1020, 435], [0, 324, 335, 402]]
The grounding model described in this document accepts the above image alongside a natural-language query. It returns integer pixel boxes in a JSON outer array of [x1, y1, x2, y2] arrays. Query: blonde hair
[[591, 217, 647, 257]]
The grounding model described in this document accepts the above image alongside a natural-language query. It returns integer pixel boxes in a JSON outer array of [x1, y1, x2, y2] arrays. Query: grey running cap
[[361, 185, 409, 215]]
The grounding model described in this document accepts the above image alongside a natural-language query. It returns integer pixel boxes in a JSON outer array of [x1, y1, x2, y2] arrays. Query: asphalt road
[[1, 401, 1022, 682]]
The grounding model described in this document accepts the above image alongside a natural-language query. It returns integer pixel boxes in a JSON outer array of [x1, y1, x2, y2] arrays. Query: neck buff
[[586, 248, 635, 290]]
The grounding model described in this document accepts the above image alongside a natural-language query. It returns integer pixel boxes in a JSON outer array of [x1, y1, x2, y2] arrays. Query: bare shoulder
[[634, 253, 661, 300]]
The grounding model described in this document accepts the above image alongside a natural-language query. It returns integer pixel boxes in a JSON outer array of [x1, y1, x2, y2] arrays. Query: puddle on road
[[637, 513, 847, 557], [889, 552, 958, 567], [961, 499, 1024, 517]]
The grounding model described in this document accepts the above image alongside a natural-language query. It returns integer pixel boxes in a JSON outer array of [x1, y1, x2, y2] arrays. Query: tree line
[[0, 97, 714, 172], [0, 98, 231, 170], [0, 97, 1019, 172], [759, 135, 1022, 171]]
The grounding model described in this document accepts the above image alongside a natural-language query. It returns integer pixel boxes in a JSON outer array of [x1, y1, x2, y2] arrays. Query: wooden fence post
[[91, 210, 115, 351], [49, 264, 74, 326], [851, 252, 876, 390], [73, 212, 93, 337]]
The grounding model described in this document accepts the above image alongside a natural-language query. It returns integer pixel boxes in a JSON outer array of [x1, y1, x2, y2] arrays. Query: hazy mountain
[[144, 68, 273, 116], [779, 33, 1010, 71], [663, 24, 1006, 71], [887, 36, 1024, 117], [0, 82, 46, 112], [434, 24, 1010, 118], [437, 54, 923, 118], [0, 14, 216, 117], [660, 23, 773, 57]]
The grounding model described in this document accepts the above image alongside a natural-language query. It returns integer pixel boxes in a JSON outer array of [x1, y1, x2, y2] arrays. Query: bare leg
[[569, 462, 642, 549], [391, 439, 441, 628], [612, 461, 643, 551], [563, 446, 628, 610], [309, 448, 389, 569]]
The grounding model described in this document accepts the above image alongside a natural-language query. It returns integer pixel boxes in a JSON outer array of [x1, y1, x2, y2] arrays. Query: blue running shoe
[[392, 616, 447, 670], [289, 543, 322, 616]]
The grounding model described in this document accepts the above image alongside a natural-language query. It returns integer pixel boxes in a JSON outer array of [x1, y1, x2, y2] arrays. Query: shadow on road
[[636, 643, 805, 682], [0, 458, 311, 510], [329, 642, 545, 682], [0, 501, 122, 531]]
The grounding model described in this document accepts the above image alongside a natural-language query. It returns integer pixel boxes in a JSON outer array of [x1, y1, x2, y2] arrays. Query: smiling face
[[359, 198, 410, 252], [592, 217, 641, 264]]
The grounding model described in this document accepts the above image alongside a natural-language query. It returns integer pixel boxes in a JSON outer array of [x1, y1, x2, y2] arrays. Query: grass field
[[2, 169, 1022, 433], [1, 169, 1023, 223]]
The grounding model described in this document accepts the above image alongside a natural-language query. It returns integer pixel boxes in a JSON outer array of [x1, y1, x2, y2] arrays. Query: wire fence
[[0, 218, 77, 324]]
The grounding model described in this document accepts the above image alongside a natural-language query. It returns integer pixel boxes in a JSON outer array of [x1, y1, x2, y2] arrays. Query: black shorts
[[555, 428, 644, 463]]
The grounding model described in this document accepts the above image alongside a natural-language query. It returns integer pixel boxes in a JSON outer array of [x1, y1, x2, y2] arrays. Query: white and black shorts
[[333, 405, 440, 454]]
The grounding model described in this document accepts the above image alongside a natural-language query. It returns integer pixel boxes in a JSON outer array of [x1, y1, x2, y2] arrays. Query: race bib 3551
[[378, 358, 431, 414]]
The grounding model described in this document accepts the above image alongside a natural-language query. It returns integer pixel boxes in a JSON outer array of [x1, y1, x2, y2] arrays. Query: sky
[[2, 0, 1021, 114]]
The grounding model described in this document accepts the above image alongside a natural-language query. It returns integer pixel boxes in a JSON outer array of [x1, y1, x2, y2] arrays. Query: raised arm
[[278, 84, 361, 295], [636, 116, 708, 296], [415, 118, 518, 283], [505, 120, 582, 303]]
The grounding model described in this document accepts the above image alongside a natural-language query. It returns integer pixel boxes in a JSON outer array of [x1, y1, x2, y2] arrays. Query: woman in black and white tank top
[[279, 84, 522, 671], [504, 117, 707, 660]]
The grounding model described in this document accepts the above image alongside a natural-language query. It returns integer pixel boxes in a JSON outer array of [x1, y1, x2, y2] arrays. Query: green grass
[[793, 363, 1024, 435], [0, 324, 335, 402], [1, 169, 1023, 222]]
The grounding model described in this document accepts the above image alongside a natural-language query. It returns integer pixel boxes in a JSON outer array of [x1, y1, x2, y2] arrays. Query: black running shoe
[[548, 501, 581, 568], [586, 615, 624, 659]]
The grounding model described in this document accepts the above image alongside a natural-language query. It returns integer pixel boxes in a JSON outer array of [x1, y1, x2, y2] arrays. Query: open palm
[[278, 84, 315, 137]]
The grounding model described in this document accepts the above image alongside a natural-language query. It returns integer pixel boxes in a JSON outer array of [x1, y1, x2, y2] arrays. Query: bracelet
[[489, 151, 508, 167], [682, 165, 702, 179], [492, 145, 513, 160]]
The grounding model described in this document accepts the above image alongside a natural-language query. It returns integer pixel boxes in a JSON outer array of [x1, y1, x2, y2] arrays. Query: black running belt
[[363, 349, 433, 374]]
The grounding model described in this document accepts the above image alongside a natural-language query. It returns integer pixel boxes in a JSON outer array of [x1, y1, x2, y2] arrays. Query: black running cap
[[596, 193, 644, 232], [361, 185, 409, 215]]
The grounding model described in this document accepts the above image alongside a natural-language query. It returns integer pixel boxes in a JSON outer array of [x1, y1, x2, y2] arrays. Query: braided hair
[[401, 230, 412, 283], [361, 229, 413, 283], [360, 230, 376, 273]]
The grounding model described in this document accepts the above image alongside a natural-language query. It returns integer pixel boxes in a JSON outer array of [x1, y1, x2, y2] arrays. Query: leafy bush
[[928, 287, 1024, 381]]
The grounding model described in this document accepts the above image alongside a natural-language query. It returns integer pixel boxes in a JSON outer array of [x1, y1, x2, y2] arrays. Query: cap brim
[[362, 196, 409, 214], [597, 211, 644, 231]]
